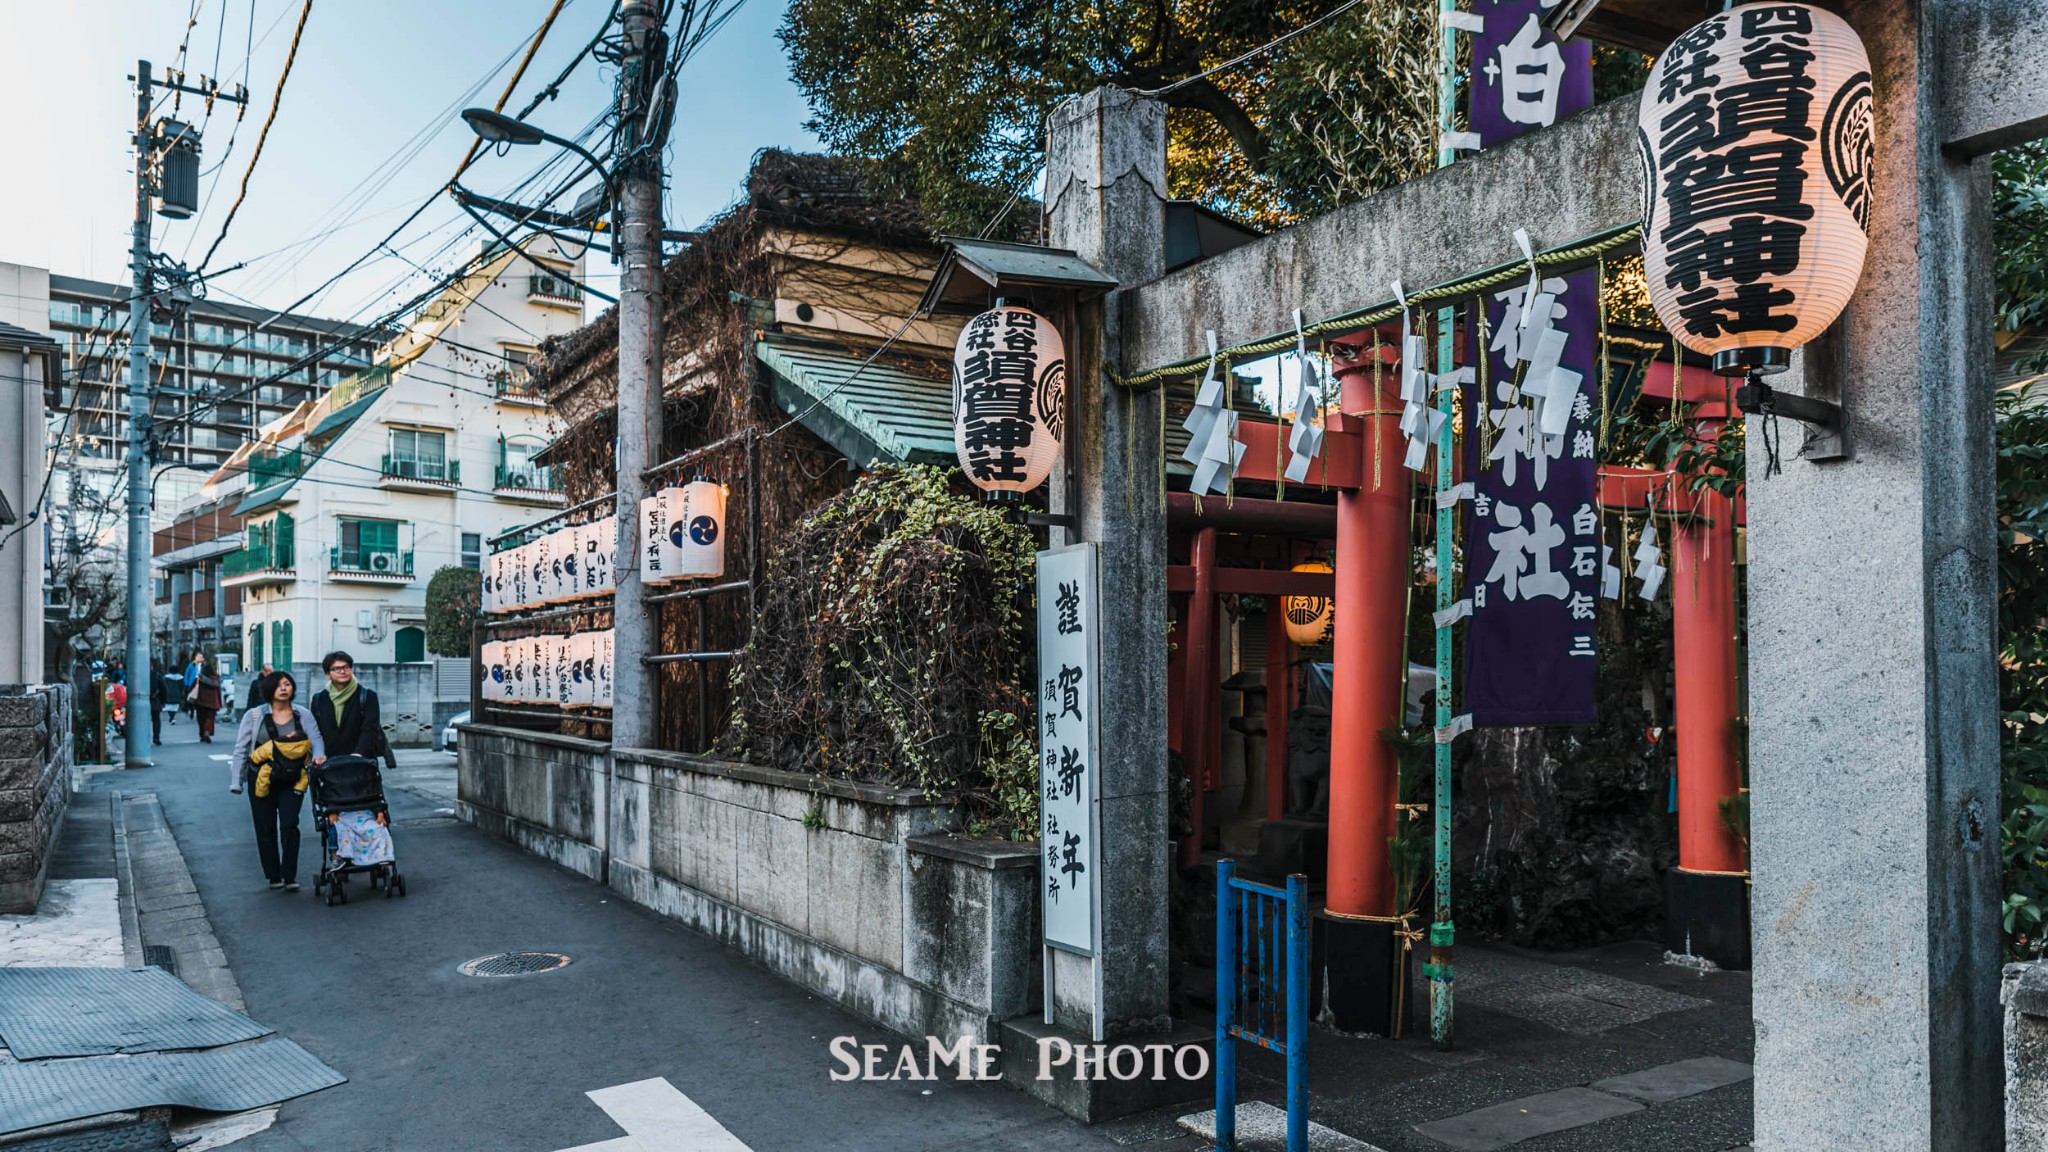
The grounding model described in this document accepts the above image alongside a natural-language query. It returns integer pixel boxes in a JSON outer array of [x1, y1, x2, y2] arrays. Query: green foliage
[[1996, 143, 2048, 372], [720, 466, 1041, 837], [779, 0, 1439, 235], [2000, 381, 2048, 956], [423, 566, 481, 658]]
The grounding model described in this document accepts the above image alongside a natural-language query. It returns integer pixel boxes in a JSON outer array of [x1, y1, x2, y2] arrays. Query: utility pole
[[609, 0, 667, 752], [122, 61, 156, 768], [121, 62, 244, 768]]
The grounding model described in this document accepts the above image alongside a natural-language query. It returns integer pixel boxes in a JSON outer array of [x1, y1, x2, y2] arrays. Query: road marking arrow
[[555, 1077, 753, 1152]]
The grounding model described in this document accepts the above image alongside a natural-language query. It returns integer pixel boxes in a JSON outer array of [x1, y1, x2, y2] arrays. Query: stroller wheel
[[323, 885, 338, 907], [394, 874, 407, 898]]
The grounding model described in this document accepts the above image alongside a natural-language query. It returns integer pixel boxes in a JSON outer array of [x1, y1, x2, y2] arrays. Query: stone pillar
[[1746, 1, 2001, 1146], [1044, 86, 1171, 1037]]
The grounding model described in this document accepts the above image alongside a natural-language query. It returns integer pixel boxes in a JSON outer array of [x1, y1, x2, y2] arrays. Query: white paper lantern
[[951, 305, 1066, 494], [640, 492, 675, 583], [1282, 560, 1335, 647], [1637, 3, 1872, 376], [552, 525, 577, 603], [481, 640, 502, 703], [594, 629, 615, 710], [584, 518, 612, 597], [665, 479, 726, 580], [566, 632, 594, 709]]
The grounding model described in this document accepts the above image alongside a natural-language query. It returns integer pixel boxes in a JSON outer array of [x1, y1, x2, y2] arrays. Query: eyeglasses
[[326, 664, 353, 673]]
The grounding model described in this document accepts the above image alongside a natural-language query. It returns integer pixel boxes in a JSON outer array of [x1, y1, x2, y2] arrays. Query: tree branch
[[1163, 77, 1268, 172]]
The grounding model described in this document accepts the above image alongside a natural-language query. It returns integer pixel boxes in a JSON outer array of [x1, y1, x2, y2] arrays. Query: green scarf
[[326, 676, 359, 714]]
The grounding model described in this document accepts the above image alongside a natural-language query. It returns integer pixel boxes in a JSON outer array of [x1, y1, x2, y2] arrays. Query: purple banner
[[1469, 0, 1593, 147], [1463, 266, 1601, 726]]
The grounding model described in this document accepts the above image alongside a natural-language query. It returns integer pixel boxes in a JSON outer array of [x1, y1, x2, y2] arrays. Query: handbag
[[185, 684, 200, 705]]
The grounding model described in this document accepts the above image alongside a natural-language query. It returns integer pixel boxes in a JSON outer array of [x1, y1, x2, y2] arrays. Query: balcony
[[222, 536, 295, 587], [328, 546, 414, 582], [378, 454, 460, 492], [492, 368, 547, 407], [492, 464, 566, 505], [528, 273, 584, 309], [247, 448, 308, 493]]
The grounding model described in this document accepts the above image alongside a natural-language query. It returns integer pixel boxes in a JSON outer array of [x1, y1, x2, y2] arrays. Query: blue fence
[[1214, 860, 1309, 1151]]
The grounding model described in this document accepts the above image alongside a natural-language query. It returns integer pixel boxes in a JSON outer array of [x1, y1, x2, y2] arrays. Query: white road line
[[208, 754, 232, 761], [555, 1078, 754, 1152]]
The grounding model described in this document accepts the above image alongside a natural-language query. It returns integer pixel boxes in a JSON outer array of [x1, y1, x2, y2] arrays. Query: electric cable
[[1131, 0, 1369, 97]]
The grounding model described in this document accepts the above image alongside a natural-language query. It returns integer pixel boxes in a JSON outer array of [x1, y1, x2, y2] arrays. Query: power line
[[196, 0, 313, 272], [1131, 0, 1370, 97]]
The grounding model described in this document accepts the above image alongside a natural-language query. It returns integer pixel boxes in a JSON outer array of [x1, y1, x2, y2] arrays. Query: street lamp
[[460, 108, 613, 192]]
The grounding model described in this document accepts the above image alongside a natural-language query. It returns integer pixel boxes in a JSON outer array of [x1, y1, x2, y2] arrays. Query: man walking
[[245, 663, 273, 715], [309, 651, 385, 760]]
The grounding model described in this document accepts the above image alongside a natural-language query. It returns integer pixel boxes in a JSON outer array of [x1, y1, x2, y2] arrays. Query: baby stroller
[[310, 755, 407, 905]]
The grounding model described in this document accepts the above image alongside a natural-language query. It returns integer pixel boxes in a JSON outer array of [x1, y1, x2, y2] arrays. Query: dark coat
[[310, 685, 384, 759], [194, 672, 223, 712]]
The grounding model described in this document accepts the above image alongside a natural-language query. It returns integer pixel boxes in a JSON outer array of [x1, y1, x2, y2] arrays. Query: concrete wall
[[459, 725, 1042, 1042], [0, 684, 73, 913], [282, 661, 465, 747], [2006, 962, 2048, 1146]]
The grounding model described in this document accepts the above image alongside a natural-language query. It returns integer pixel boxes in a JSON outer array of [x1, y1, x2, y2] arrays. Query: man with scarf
[[310, 651, 387, 761]]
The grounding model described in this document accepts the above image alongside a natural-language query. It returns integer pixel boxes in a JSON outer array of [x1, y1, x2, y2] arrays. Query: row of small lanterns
[[484, 479, 728, 615], [482, 631, 615, 709]]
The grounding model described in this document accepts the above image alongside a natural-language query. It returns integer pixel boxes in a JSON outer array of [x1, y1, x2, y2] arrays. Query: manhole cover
[[458, 951, 572, 978]]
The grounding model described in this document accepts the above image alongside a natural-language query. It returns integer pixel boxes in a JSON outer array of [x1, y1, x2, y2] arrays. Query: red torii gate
[[1165, 346, 1746, 942]]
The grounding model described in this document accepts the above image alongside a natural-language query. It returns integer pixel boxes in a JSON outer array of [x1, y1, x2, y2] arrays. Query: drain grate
[[458, 951, 572, 978], [141, 945, 178, 976]]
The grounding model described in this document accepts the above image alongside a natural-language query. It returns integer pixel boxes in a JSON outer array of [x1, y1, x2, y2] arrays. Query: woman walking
[[229, 670, 325, 892], [192, 655, 224, 743]]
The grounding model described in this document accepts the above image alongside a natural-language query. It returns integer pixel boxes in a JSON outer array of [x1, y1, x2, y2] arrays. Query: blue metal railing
[[1215, 860, 1309, 1151]]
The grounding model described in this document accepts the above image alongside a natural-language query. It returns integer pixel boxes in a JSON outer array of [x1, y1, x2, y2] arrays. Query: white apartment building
[[209, 237, 587, 669]]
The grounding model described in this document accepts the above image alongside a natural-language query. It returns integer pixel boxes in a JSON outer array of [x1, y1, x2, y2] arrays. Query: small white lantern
[[566, 632, 594, 709], [640, 492, 675, 583], [551, 524, 577, 603], [1283, 560, 1335, 647], [666, 478, 726, 580], [594, 629, 615, 710], [481, 640, 502, 703], [584, 518, 612, 597], [951, 305, 1066, 495], [1637, 3, 1872, 376], [506, 636, 529, 703]]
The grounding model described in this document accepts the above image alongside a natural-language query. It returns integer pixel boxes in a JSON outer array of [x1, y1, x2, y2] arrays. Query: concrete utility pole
[[123, 60, 156, 768], [609, 0, 666, 752]]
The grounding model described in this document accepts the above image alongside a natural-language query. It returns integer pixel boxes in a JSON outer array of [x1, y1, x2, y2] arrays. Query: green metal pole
[[1428, 0, 1460, 1052]]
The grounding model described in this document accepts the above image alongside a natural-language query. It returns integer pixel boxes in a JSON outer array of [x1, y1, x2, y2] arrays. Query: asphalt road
[[100, 723, 1185, 1152]]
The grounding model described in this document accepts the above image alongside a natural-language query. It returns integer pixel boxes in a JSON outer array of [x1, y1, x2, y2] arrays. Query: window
[[394, 626, 425, 663], [385, 429, 450, 481], [496, 435, 555, 491], [335, 517, 405, 574], [249, 622, 263, 668], [461, 533, 482, 570], [271, 619, 293, 668]]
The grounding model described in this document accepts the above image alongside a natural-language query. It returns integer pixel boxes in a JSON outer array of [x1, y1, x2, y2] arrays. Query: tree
[[779, 0, 1441, 234], [423, 566, 481, 658]]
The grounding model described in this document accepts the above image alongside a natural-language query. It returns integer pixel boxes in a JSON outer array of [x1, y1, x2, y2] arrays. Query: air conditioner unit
[[370, 552, 394, 573]]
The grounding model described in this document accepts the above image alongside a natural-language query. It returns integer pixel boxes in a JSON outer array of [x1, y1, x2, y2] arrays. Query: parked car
[[438, 710, 469, 754]]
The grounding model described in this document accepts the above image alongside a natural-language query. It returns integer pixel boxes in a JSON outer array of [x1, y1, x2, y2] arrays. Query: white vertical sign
[[1037, 543, 1101, 957]]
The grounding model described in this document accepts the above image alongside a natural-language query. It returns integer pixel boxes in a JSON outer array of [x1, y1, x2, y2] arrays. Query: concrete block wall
[[0, 684, 73, 913], [285, 661, 465, 747], [459, 725, 1043, 1043], [2006, 961, 2048, 1144]]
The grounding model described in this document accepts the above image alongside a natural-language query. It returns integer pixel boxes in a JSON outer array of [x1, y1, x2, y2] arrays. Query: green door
[[394, 626, 425, 663]]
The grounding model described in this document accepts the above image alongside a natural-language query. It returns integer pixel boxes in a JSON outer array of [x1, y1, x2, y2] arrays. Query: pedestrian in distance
[[309, 651, 386, 760], [149, 653, 165, 745], [245, 663, 273, 715], [182, 652, 201, 717], [230, 670, 326, 892], [192, 654, 224, 743]]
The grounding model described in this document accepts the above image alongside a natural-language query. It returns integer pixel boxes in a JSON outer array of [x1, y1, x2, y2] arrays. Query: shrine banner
[[1464, 266, 1602, 725], [1037, 543, 1100, 956], [1470, 0, 1593, 146]]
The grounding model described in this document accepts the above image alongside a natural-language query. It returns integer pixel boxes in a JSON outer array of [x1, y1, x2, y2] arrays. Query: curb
[[110, 792, 246, 1012]]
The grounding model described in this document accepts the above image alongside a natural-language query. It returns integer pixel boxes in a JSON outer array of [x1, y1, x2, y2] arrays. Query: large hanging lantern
[[951, 305, 1066, 495], [640, 490, 678, 583], [482, 640, 505, 703], [666, 478, 726, 580], [1636, 3, 1872, 376], [1283, 560, 1335, 647]]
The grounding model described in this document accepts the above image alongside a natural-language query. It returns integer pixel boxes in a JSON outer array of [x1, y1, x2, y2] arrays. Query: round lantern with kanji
[[951, 305, 1066, 495], [1283, 560, 1335, 647], [1636, 3, 1872, 376]]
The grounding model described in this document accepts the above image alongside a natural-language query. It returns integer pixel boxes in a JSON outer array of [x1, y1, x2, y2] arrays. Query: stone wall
[[458, 725, 1042, 1043], [0, 684, 73, 913], [2006, 961, 2048, 1144]]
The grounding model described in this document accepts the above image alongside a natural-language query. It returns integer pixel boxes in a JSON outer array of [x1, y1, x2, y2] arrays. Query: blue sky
[[0, 0, 819, 326]]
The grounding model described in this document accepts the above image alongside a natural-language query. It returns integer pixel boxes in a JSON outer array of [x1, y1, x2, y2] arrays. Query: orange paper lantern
[[1637, 3, 1872, 376], [1283, 560, 1335, 647]]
